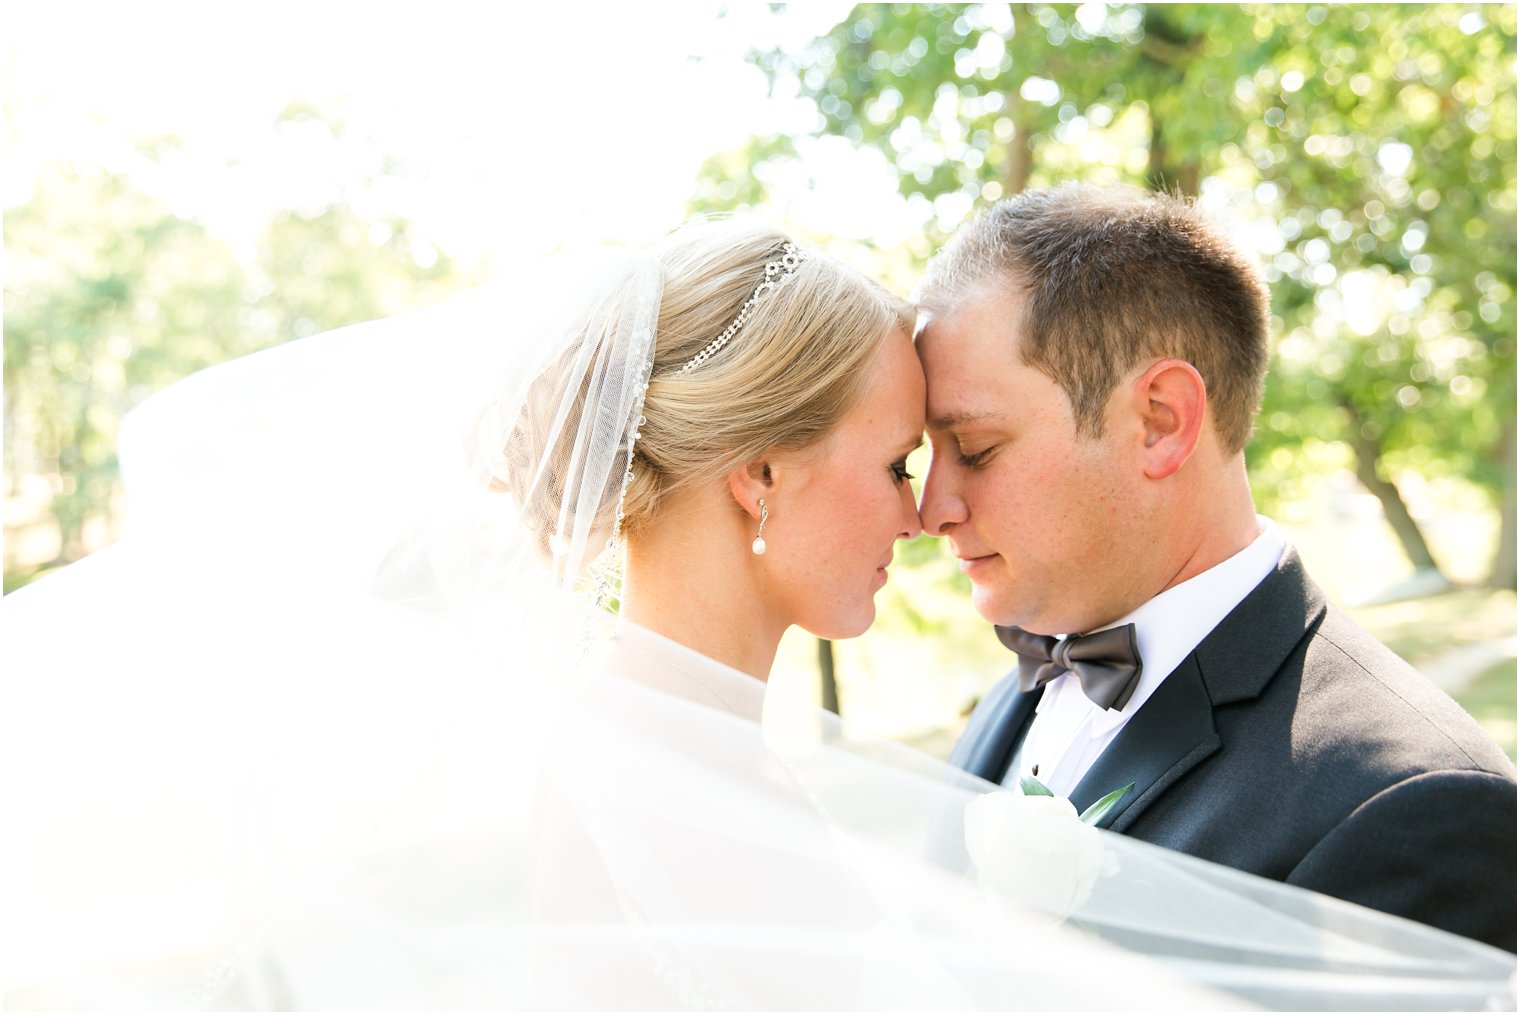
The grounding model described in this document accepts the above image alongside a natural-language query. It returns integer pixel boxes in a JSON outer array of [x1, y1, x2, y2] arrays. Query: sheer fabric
[[3, 262, 1513, 1010]]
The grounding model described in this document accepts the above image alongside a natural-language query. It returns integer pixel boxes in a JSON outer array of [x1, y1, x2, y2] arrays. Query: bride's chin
[[799, 607, 874, 643]]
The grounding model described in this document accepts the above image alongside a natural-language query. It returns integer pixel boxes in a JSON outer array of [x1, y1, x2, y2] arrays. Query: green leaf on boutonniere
[[1018, 776, 1055, 797], [1078, 783, 1135, 826]]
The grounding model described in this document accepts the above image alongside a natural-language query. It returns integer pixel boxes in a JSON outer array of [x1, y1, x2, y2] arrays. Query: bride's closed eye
[[890, 460, 915, 484]]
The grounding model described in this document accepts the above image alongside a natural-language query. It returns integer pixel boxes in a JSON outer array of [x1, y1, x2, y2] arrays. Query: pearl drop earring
[[751, 498, 768, 555]]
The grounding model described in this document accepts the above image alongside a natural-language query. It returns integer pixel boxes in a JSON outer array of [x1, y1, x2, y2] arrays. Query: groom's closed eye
[[956, 447, 995, 469]]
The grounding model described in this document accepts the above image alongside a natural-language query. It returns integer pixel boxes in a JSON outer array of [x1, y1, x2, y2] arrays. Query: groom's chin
[[969, 584, 1018, 628]]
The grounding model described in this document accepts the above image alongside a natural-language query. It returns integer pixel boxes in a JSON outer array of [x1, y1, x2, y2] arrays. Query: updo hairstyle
[[623, 222, 912, 537], [501, 221, 913, 560]]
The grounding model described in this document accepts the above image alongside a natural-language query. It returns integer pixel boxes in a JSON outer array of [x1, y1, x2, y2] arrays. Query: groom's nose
[[917, 460, 967, 537]]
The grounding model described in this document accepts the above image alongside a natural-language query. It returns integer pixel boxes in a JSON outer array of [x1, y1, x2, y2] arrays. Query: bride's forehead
[[832, 381, 923, 452], [860, 331, 924, 396]]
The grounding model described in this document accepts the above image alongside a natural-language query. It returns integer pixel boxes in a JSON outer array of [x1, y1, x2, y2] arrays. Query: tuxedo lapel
[[1191, 547, 1326, 707], [951, 673, 1041, 784], [1068, 546, 1327, 831], [1068, 656, 1218, 830]]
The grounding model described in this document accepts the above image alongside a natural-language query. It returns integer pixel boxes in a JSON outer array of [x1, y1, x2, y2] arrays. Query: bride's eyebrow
[[897, 434, 924, 456]]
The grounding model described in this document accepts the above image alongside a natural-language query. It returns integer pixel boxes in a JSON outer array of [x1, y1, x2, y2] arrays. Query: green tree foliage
[[4, 119, 476, 590], [1241, 6, 1517, 587], [253, 206, 460, 341], [696, 3, 1516, 586], [5, 165, 248, 572], [247, 102, 470, 341]]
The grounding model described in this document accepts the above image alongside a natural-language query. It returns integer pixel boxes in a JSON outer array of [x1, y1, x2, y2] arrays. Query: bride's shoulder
[[597, 621, 767, 722]]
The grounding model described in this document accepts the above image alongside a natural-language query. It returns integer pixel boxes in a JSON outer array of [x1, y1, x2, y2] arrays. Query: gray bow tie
[[995, 623, 1144, 712]]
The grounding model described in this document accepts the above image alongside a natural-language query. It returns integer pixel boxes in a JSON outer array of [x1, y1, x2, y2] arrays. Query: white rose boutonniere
[[963, 778, 1132, 922]]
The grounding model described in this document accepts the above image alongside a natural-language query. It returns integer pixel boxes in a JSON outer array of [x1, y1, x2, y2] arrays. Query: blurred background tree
[[696, 2, 1516, 589], [5, 161, 248, 572], [3, 107, 480, 590]]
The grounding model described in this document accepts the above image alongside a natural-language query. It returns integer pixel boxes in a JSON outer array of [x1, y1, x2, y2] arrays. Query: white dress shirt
[[1002, 517, 1286, 798]]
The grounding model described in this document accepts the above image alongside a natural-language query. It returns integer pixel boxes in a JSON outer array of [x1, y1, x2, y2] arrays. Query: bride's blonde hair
[[499, 221, 912, 558], [622, 222, 913, 536]]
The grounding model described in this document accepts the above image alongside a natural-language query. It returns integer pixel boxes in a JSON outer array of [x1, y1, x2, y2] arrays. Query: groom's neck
[[1137, 455, 1264, 610]]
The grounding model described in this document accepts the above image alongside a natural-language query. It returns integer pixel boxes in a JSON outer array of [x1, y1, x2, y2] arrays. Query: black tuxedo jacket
[[950, 549, 1518, 951]]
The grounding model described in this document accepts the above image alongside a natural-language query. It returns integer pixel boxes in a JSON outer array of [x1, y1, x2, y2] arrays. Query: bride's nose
[[897, 482, 923, 540]]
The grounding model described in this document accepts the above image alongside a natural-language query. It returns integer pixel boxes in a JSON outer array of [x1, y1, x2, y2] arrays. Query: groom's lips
[[957, 553, 999, 576]]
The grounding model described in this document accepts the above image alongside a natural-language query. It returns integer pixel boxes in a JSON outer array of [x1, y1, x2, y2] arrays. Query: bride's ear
[[726, 459, 774, 519]]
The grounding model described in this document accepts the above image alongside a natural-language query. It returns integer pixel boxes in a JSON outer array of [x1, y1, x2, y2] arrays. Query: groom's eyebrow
[[928, 409, 1004, 431]]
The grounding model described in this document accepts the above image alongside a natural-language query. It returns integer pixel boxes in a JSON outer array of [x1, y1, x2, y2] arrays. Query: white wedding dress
[[4, 261, 1514, 1010]]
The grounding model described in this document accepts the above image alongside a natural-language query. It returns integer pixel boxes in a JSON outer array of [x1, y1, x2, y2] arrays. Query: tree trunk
[[1004, 91, 1035, 196], [1138, 9, 1201, 198], [1003, 5, 1036, 197], [1148, 119, 1170, 190], [1342, 401, 1445, 576], [1488, 413, 1516, 588], [1145, 117, 1201, 197], [817, 638, 840, 715], [1176, 160, 1200, 198]]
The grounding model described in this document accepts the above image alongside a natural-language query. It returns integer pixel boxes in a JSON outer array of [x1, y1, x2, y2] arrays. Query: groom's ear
[[1130, 359, 1207, 481], [725, 459, 774, 519]]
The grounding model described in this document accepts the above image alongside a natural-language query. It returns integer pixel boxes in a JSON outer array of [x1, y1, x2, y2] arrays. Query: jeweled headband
[[676, 242, 809, 375], [599, 240, 810, 597]]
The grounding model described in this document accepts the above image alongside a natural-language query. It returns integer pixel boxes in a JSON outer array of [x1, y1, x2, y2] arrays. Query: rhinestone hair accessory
[[593, 299, 659, 609], [677, 242, 809, 375], [608, 334, 654, 548]]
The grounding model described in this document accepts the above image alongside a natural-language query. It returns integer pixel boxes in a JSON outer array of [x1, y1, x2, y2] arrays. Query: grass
[[1345, 588, 1517, 667], [1454, 657, 1519, 762], [1345, 587, 1517, 761]]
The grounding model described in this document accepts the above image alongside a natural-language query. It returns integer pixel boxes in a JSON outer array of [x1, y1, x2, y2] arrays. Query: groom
[[915, 185, 1517, 951]]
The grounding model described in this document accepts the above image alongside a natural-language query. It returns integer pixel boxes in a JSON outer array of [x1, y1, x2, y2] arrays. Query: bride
[[3, 222, 1513, 1010], [507, 223, 924, 687]]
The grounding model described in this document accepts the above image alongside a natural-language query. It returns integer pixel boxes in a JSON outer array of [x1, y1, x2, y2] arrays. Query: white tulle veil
[[3, 244, 1514, 1011]]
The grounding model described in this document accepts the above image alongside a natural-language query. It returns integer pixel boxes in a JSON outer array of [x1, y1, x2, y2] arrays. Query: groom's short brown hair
[[917, 185, 1270, 454]]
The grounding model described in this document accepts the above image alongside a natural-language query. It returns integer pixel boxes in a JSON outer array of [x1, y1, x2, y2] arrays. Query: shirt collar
[[1045, 516, 1287, 735]]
